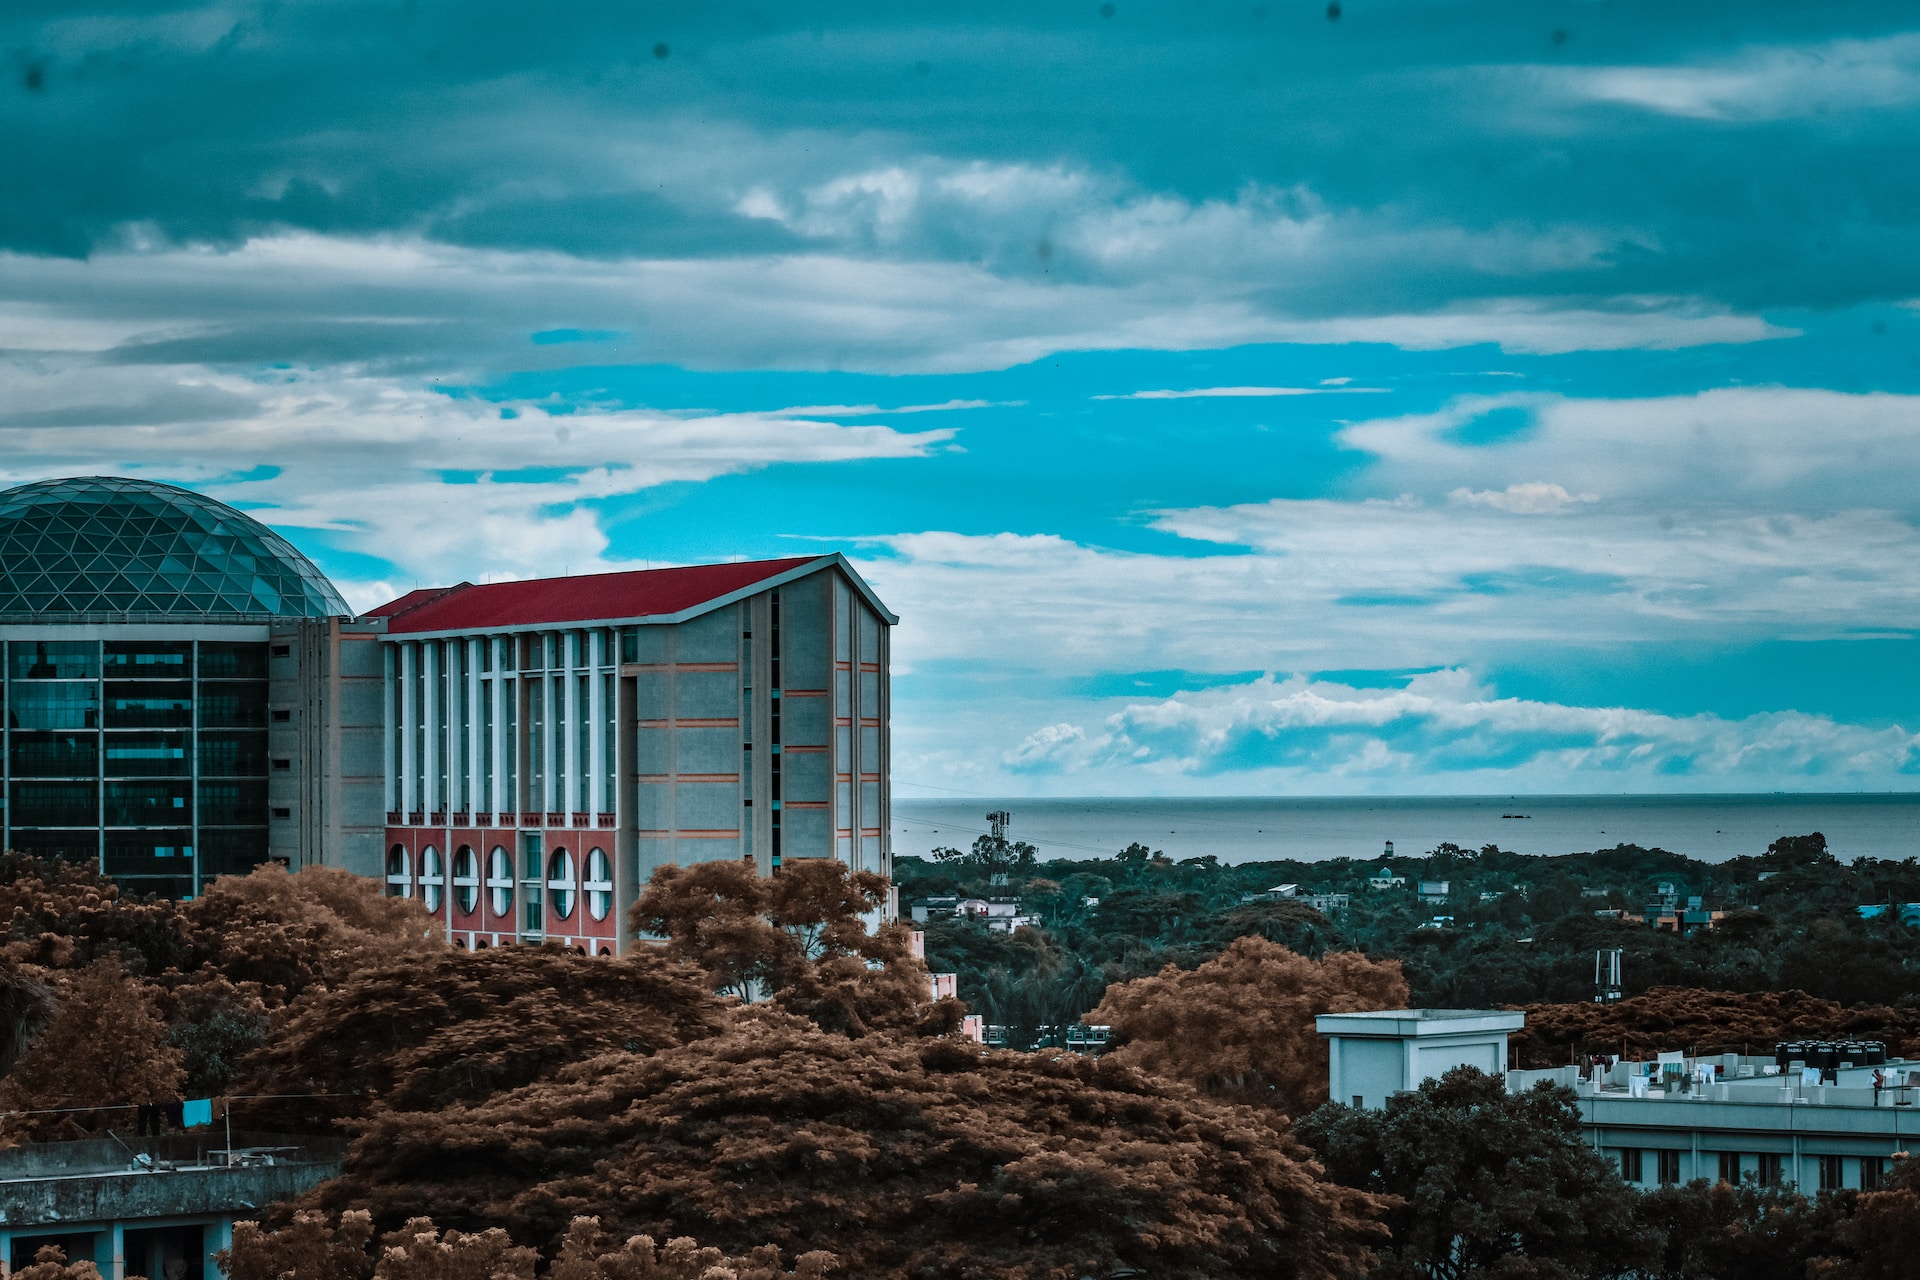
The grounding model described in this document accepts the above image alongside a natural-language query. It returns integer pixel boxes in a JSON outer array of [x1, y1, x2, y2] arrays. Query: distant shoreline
[[892, 792, 1920, 865]]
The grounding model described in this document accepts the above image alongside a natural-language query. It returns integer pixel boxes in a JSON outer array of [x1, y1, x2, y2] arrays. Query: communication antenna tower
[[987, 810, 1011, 842], [1594, 948, 1623, 1004]]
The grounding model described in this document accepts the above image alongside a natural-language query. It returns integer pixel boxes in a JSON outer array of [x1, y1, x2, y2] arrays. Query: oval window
[[548, 849, 577, 920], [385, 844, 411, 898], [487, 845, 513, 917], [420, 846, 444, 912], [585, 847, 613, 921], [452, 845, 479, 914]]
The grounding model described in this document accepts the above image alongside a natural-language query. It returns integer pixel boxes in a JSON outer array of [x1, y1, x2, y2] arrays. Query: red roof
[[375, 556, 822, 634]]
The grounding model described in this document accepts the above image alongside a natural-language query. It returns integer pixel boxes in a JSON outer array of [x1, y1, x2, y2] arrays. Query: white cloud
[[1092, 385, 1386, 400], [1336, 385, 1920, 511], [1448, 483, 1598, 514], [993, 670, 1920, 790], [1549, 33, 1920, 121], [0, 356, 953, 595]]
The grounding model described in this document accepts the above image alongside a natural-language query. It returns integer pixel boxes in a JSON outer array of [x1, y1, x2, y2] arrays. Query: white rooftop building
[[1317, 1009, 1525, 1109], [1318, 1010, 1920, 1194]]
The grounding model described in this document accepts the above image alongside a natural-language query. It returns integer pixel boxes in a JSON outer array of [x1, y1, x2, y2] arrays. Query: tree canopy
[[1090, 936, 1408, 1114], [303, 1007, 1387, 1280], [1297, 1066, 1652, 1280]]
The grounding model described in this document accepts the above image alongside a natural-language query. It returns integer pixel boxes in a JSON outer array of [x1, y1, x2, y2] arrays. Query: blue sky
[[3, 1, 1919, 795]]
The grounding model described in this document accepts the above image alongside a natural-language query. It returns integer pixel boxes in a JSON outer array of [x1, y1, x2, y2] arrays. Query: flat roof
[[1317, 1009, 1526, 1037]]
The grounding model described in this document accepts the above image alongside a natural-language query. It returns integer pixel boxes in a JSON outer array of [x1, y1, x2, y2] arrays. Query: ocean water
[[891, 793, 1920, 866]]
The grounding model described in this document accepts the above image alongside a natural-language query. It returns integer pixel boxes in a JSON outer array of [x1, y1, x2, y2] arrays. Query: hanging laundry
[[182, 1097, 214, 1127]]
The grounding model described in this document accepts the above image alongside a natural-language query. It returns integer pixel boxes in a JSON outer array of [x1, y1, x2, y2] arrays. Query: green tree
[[1297, 1066, 1654, 1280]]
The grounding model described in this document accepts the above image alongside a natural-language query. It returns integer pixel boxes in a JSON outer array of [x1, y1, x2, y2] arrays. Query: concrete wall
[[268, 618, 386, 878]]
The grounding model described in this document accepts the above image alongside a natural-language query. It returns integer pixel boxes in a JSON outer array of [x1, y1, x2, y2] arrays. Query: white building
[[1318, 1009, 1525, 1109], [1319, 1010, 1920, 1193]]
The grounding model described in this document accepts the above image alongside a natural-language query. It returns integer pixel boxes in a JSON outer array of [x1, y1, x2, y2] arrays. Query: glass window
[[11, 682, 100, 730], [105, 829, 195, 875], [453, 845, 479, 914], [105, 732, 191, 777], [104, 681, 193, 729], [386, 845, 411, 897], [198, 731, 267, 777], [421, 846, 444, 913], [487, 845, 513, 917], [1657, 1149, 1681, 1185], [548, 848, 577, 920], [199, 828, 266, 878], [197, 779, 266, 826], [198, 683, 268, 728], [1818, 1154, 1843, 1191], [1717, 1152, 1741, 1185], [10, 780, 98, 827], [10, 640, 99, 680], [1864, 1157, 1885, 1190], [585, 847, 613, 921], [104, 641, 191, 676], [1619, 1149, 1642, 1183], [198, 642, 267, 679], [10, 731, 98, 777], [9, 829, 99, 861], [104, 780, 191, 826]]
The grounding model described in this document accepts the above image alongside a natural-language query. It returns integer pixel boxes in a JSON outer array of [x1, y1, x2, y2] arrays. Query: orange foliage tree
[[304, 1008, 1386, 1280], [0, 955, 184, 1140], [1089, 936, 1408, 1113], [221, 1212, 835, 1280], [1512, 986, 1920, 1068], [631, 859, 937, 1037], [235, 946, 724, 1131]]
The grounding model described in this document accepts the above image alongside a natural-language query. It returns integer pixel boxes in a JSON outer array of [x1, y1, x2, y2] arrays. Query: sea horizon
[[892, 791, 1920, 866]]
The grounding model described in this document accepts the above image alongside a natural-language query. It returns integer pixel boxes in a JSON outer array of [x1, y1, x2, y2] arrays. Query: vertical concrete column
[[563, 632, 580, 818], [399, 642, 417, 815], [588, 630, 605, 823], [467, 638, 483, 818], [108, 1223, 126, 1280], [422, 640, 441, 815], [0, 1226, 12, 1278], [382, 643, 397, 816], [489, 647, 506, 818]]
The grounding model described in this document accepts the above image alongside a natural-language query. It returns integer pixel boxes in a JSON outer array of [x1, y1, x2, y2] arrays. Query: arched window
[[585, 847, 613, 921], [385, 845, 411, 898], [486, 846, 513, 918], [452, 845, 479, 914], [597, 946, 612, 957], [420, 846, 444, 912], [548, 848, 578, 920], [474, 938, 490, 949]]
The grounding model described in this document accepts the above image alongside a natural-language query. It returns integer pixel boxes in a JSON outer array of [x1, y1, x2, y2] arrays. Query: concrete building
[[373, 554, 895, 952], [0, 1134, 342, 1280], [0, 478, 349, 898], [1511, 1049, 1920, 1192], [0, 477, 897, 944], [1320, 1009, 1920, 1194], [1317, 1009, 1526, 1110]]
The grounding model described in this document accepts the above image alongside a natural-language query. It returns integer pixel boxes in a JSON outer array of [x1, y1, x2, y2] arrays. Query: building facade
[[372, 554, 894, 952], [0, 477, 895, 938], [1321, 1009, 1920, 1194], [0, 477, 349, 898]]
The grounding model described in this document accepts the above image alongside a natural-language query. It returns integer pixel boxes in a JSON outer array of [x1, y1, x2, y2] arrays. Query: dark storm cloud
[[7, 1, 1920, 315]]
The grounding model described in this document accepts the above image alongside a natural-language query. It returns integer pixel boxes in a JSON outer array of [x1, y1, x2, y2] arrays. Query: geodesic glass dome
[[0, 476, 348, 618]]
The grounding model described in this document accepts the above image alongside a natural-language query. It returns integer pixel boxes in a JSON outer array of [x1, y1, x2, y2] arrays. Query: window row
[[4, 681, 267, 730], [385, 843, 613, 922], [1621, 1148, 1885, 1190], [6, 780, 266, 826], [6, 640, 267, 681], [5, 731, 266, 777]]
